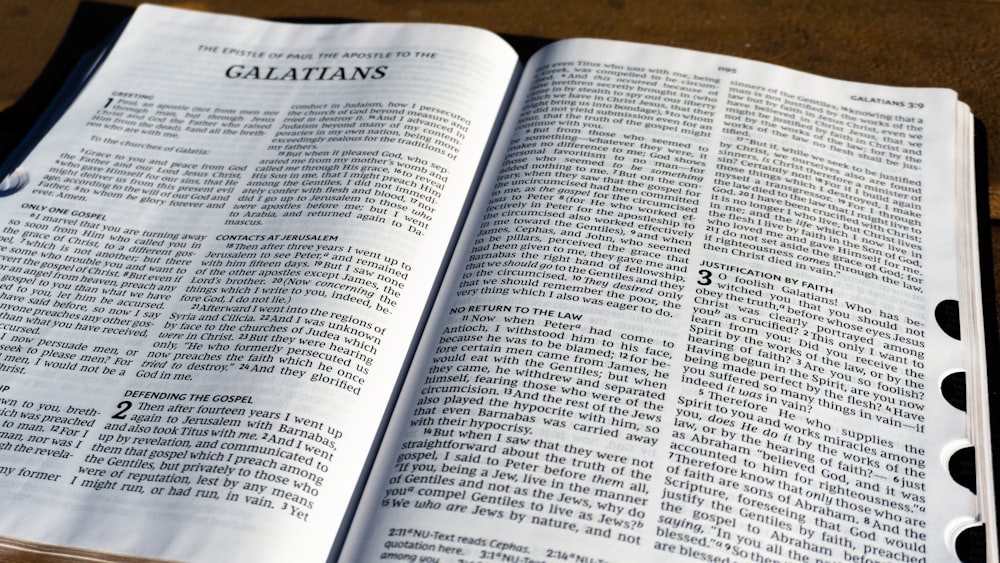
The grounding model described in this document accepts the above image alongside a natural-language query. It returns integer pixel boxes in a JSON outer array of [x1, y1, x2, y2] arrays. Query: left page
[[0, 5, 518, 563]]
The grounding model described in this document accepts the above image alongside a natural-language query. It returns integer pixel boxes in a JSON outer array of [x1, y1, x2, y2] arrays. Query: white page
[[0, 5, 517, 563], [343, 38, 985, 562]]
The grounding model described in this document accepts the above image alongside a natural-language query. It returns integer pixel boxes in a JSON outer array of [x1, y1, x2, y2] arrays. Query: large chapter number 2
[[112, 400, 132, 419]]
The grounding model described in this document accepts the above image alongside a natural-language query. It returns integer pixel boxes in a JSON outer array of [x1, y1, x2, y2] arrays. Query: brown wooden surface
[[0, 1, 998, 561]]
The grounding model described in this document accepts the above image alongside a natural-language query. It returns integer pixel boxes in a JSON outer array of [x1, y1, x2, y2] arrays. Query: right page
[[342, 38, 991, 562]]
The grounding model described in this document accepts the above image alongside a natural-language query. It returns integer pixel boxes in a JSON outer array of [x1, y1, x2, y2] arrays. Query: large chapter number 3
[[697, 269, 712, 286]]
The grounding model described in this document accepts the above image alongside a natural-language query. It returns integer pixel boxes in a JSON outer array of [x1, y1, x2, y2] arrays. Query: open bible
[[0, 4, 994, 562]]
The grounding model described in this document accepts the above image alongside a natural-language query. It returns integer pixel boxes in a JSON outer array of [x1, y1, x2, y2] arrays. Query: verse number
[[112, 400, 132, 419], [697, 269, 713, 286]]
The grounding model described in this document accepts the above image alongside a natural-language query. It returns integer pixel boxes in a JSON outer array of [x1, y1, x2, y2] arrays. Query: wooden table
[[0, 1, 997, 561]]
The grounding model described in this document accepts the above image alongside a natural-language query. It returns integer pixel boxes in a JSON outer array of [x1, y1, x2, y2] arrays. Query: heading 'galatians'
[[225, 65, 388, 80]]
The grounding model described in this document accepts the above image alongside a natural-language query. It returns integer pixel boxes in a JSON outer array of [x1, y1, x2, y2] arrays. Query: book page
[[0, 5, 517, 563], [343, 38, 987, 562]]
